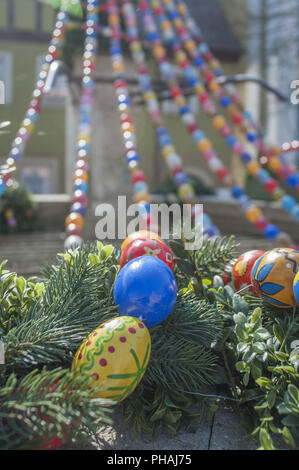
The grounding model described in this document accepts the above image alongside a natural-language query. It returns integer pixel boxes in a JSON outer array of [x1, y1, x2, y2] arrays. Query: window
[[36, 54, 68, 107], [0, 52, 13, 105], [21, 157, 60, 194]]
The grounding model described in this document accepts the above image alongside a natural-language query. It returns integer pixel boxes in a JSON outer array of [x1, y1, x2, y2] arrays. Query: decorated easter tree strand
[[138, 0, 283, 241], [106, 0, 159, 233], [172, 0, 299, 194], [121, 0, 219, 237], [64, 0, 99, 250], [0, 10, 69, 197], [149, 0, 299, 225]]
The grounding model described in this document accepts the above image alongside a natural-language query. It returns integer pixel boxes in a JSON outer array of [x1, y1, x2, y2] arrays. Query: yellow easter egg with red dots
[[72, 316, 151, 402]]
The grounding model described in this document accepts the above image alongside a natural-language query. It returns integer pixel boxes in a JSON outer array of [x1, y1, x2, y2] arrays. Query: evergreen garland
[[0, 237, 298, 450]]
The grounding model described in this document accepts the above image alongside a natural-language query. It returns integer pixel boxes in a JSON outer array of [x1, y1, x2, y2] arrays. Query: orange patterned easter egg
[[72, 316, 151, 402]]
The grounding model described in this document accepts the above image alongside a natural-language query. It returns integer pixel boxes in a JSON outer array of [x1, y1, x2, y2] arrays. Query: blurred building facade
[[0, 0, 248, 204], [246, 0, 299, 149], [0, 0, 67, 194]]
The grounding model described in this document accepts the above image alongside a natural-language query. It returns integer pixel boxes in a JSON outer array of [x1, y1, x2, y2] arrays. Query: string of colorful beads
[[64, 0, 99, 250], [121, 0, 219, 237], [171, 0, 299, 193], [138, 0, 282, 241], [106, 0, 158, 233], [148, 0, 299, 225], [0, 10, 69, 199]]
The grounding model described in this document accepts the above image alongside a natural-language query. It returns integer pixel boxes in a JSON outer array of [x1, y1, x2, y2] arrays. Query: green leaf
[[259, 428, 275, 450], [267, 391, 276, 409], [15, 277, 26, 294], [39, 0, 83, 18], [282, 427, 296, 448], [232, 294, 249, 315], [256, 377, 272, 388]]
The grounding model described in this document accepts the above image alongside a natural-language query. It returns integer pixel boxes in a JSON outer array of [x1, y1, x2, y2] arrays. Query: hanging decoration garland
[[64, 0, 99, 250], [121, 0, 219, 237], [171, 0, 299, 193], [106, 0, 160, 234], [0, 10, 69, 195], [138, 0, 282, 241], [149, 0, 299, 225]]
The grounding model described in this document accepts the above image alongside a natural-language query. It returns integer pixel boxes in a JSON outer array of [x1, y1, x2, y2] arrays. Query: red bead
[[204, 72, 214, 83], [216, 167, 229, 180], [199, 92, 209, 103], [131, 170, 146, 184], [232, 114, 243, 125], [187, 123, 198, 133], [171, 87, 182, 98], [255, 217, 268, 232], [264, 179, 278, 193]]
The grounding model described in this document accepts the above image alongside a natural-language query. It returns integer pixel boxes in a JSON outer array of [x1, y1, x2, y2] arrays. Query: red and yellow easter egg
[[222, 258, 237, 285], [120, 238, 173, 270], [72, 316, 151, 402], [251, 247, 299, 308], [121, 230, 165, 253], [232, 250, 265, 293]]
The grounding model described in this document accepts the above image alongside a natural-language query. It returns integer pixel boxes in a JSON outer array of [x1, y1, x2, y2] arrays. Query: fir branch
[[0, 368, 112, 450], [144, 292, 223, 389]]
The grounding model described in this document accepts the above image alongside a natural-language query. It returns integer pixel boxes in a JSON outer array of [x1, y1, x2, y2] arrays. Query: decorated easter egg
[[232, 250, 265, 293], [120, 238, 173, 270], [72, 316, 151, 402], [121, 230, 164, 252], [113, 256, 177, 327], [251, 247, 299, 308], [293, 270, 299, 305]]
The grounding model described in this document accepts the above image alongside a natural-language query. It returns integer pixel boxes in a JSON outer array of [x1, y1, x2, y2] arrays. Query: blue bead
[[203, 213, 212, 225], [194, 56, 204, 67], [70, 203, 86, 217], [74, 182, 88, 193], [0, 180, 6, 196], [113, 257, 177, 328], [187, 76, 198, 87], [286, 174, 299, 188], [241, 152, 252, 164], [204, 225, 220, 237], [126, 151, 140, 164], [159, 135, 172, 146], [134, 182, 148, 193], [281, 195, 296, 212], [175, 172, 189, 185], [179, 105, 189, 115], [243, 110, 252, 120], [257, 169, 270, 184], [226, 135, 237, 147], [264, 224, 280, 240], [220, 96, 231, 107], [231, 185, 244, 199], [291, 205, 299, 222], [192, 130, 205, 141], [246, 132, 257, 142], [148, 31, 158, 41], [156, 127, 167, 137]]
